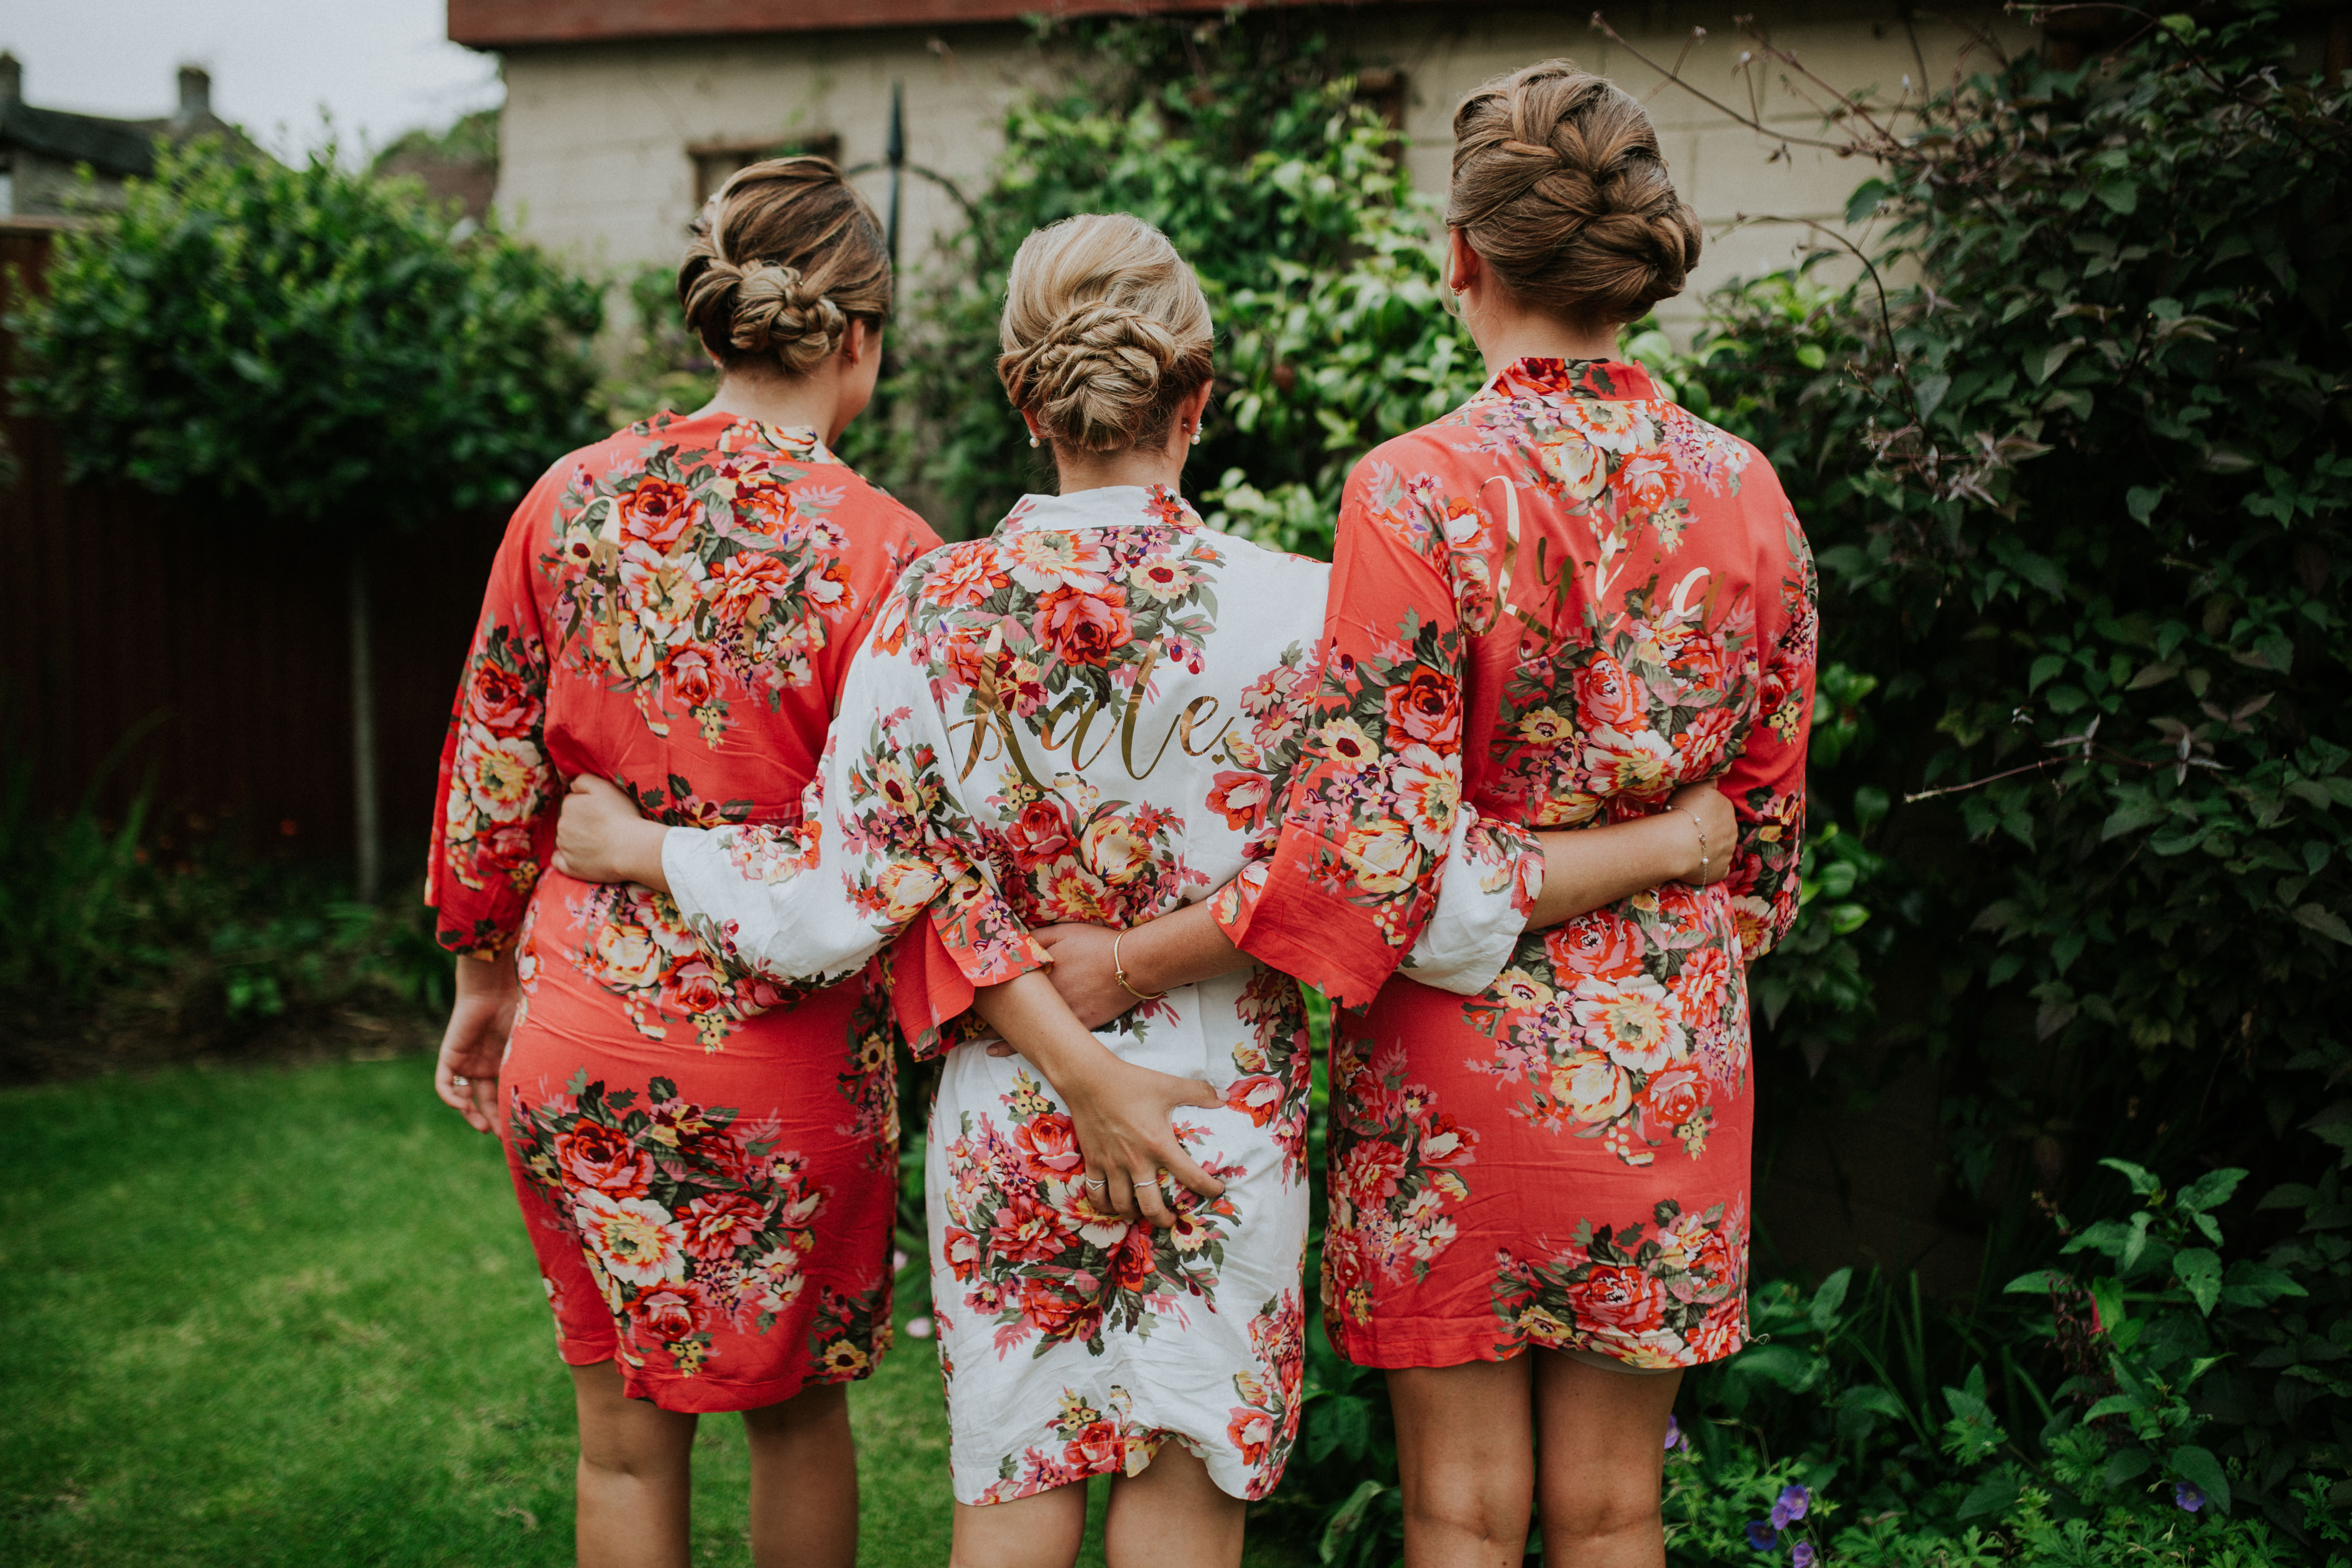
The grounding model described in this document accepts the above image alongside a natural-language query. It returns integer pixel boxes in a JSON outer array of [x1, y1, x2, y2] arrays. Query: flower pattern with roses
[[973, 1385, 1163, 1506], [1225, 1290, 1306, 1498], [562, 880, 817, 1052], [1490, 1195, 1748, 1369], [1226, 967, 1315, 1181], [438, 622, 557, 953], [807, 1275, 893, 1382], [509, 1075, 826, 1379], [940, 1070, 1243, 1360], [1321, 1035, 1478, 1330], [548, 422, 855, 746]]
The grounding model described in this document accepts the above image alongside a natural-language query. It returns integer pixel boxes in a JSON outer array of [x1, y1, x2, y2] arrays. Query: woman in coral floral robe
[[429, 407, 936, 1413], [1219, 353, 1815, 1373]]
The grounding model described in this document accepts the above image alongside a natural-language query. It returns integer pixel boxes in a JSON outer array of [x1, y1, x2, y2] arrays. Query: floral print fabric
[[428, 411, 936, 1410], [660, 484, 1540, 1501], [1217, 359, 1816, 1372]]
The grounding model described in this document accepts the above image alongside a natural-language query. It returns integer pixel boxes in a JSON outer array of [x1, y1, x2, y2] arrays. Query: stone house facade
[[450, 0, 2036, 336]]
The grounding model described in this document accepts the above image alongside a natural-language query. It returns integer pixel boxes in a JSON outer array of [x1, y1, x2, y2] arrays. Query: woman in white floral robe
[[563, 480, 1542, 1508]]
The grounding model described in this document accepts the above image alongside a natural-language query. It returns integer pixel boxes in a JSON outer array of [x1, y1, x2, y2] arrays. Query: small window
[[689, 134, 843, 206]]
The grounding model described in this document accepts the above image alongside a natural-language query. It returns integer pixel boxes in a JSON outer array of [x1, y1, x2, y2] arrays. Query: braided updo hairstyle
[[1447, 61, 1703, 325], [678, 156, 891, 377], [996, 213, 1214, 455]]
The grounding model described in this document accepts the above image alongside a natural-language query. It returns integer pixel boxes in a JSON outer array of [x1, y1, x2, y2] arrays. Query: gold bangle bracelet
[[1112, 929, 1167, 1003]]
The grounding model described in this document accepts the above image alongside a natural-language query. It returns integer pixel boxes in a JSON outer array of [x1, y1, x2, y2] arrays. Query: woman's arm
[[1036, 780, 1740, 1027], [971, 970, 1226, 1228], [553, 776, 670, 890]]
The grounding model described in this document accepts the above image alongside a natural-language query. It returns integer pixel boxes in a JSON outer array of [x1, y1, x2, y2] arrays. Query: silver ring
[[1084, 1176, 1107, 1190], [452, 1076, 470, 1087]]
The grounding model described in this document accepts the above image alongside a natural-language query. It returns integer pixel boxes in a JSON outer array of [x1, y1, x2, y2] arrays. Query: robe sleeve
[[1394, 808, 1546, 997], [1211, 456, 1470, 1009], [426, 485, 563, 958], [661, 587, 1049, 1013], [1722, 512, 1817, 965]]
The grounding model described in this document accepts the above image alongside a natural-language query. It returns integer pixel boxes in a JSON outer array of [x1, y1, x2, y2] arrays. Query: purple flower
[[1792, 1544, 1817, 1568], [1664, 1415, 1687, 1451], [2174, 1482, 2205, 1513], [1770, 1484, 1812, 1530], [1746, 1520, 1779, 1551]]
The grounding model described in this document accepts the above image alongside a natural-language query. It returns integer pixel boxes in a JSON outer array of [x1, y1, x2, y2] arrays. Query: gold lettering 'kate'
[[955, 643, 1236, 786]]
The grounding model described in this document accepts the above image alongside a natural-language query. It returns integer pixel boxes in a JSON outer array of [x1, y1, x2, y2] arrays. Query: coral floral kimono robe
[[428, 410, 939, 1411], [1217, 358, 1818, 1372], [658, 485, 1540, 1502]]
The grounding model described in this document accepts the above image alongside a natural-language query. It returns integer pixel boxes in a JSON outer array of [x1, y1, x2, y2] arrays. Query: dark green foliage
[[0, 744, 451, 1074], [843, 16, 1480, 543], [9, 136, 604, 534]]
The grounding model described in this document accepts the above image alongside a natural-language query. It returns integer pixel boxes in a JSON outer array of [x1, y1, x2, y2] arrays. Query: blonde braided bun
[[678, 156, 890, 376], [996, 214, 1214, 455], [1447, 61, 1703, 325]]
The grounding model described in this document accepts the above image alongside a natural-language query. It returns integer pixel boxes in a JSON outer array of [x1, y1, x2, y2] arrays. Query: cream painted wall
[[492, 4, 2036, 330]]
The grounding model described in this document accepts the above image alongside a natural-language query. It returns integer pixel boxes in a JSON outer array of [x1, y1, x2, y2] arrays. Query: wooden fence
[[1, 220, 497, 869]]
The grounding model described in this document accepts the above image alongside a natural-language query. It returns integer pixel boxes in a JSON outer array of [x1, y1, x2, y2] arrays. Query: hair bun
[[1447, 61, 1703, 324], [728, 261, 848, 372], [994, 215, 1214, 455], [675, 155, 891, 377]]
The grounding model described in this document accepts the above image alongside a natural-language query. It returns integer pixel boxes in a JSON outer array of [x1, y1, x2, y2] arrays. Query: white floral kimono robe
[[660, 485, 1542, 1504]]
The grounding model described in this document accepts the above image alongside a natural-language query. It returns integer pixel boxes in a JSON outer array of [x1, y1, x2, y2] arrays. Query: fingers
[[1130, 1165, 1178, 1228], [1175, 1075, 1223, 1111], [1161, 1147, 1225, 1202], [467, 1076, 501, 1135], [1104, 1168, 1141, 1223], [986, 1040, 1018, 1058]]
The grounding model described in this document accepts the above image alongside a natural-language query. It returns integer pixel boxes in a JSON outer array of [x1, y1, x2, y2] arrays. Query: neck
[[696, 365, 844, 443], [1051, 440, 1187, 498], [1463, 296, 1622, 380]]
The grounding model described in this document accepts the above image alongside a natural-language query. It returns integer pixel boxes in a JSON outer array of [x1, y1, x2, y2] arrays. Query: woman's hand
[[1057, 1051, 1228, 1228], [553, 774, 671, 891], [1666, 781, 1739, 887], [435, 948, 518, 1134], [1033, 924, 1133, 1029], [970, 969, 1225, 1228]]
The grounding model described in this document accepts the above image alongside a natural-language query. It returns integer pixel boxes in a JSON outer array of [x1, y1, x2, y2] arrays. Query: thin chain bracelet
[[1673, 803, 1710, 883]]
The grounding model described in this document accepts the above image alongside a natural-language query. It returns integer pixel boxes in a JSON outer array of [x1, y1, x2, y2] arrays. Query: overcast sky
[[2, 0, 500, 160]]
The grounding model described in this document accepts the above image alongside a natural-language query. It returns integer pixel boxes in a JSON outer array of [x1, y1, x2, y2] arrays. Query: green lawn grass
[[0, 1053, 1310, 1566]]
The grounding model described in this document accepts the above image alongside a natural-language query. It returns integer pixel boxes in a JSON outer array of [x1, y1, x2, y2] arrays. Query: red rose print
[[1064, 1417, 1125, 1471], [628, 1281, 707, 1343], [1568, 1262, 1667, 1336], [664, 647, 718, 709], [1208, 770, 1273, 831], [1107, 1227, 1157, 1291], [1384, 666, 1461, 748], [988, 1190, 1074, 1266], [662, 959, 728, 1015], [1574, 654, 1648, 732], [1020, 1277, 1103, 1345], [1032, 584, 1133, 667], [680, 1190, 768, 1262], [1014, 1111, 1085, 1179], [943, 1225, 983, 1283], [618, 478, 697, 551], [1004, 800, 1074, 867], [1548, 912, 1646, 981], [466, 661, 539, 737], [556, 1121, 654, 1198], [1342, 1139, 1408, 1203], [1642, 1066, 1707, 1133], [1228, 1407, 1276, 1465]]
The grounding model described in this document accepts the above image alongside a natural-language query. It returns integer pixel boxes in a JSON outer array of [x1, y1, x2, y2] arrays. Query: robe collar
[[994, 483, 1202, 537]]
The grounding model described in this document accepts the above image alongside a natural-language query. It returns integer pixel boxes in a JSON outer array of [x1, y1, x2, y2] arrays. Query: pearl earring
[[1028, 433, 1040, 448], [1190, 426, 1202, 445]]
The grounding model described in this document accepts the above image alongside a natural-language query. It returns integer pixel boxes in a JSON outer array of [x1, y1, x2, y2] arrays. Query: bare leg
[[571, 1357, 697, 1568], [1104, 1445, 1244, 1568], [1388, 1359, 1536, 1568], [950, 1479, 1088, 1568], [742, 1382, 857, 1568], [1531, 1352, 1682, 1568]]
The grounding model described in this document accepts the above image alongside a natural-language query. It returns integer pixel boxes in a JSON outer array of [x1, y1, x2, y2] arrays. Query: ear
[[1185, 378, 1215, 433], [1446, 227, 1480, 294], [841, 318, 868, 366]]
